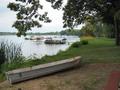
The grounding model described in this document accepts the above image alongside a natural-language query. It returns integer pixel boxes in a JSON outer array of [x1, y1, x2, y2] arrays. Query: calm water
[[0, 35, 80, 58]]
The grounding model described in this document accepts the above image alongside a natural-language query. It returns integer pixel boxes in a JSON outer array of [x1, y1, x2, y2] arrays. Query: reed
[[0, 41, 7, 66], [0, 41, 23, 72]]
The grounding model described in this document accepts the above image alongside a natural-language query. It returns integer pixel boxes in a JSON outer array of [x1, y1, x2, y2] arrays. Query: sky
[[0, 0, 83, 33]]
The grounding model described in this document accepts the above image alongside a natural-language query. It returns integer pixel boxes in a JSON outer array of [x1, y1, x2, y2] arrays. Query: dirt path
[[0, 63, 120, 90]]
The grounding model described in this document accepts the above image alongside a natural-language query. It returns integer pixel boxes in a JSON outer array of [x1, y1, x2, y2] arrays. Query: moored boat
[[25, 36, 44, 41], [25, 37, 30, 40], [44, 38, 66, 44]]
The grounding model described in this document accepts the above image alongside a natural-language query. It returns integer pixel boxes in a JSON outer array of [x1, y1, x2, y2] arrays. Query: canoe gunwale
[[6, 56, 81, 84], [6, 56, 81, 75]]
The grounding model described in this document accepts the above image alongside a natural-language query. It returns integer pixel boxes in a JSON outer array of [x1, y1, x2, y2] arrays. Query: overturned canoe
[[6, 56, 81, 84]]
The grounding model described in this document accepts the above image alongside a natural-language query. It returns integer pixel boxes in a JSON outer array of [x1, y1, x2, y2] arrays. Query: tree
[[60, 29, 81, 36], [63, 0, 120, 45], [7, 0, 62, 36], [80, 16, 96, 36]]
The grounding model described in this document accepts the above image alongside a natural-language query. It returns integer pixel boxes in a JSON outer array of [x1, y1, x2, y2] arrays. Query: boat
[[6, 56, 81, 84], [31, 36, 44, 40], [25, 36, 44, 41], [25, 36, 31, 40], [25, 37, 30, 40], [44, 38, 66, 44]]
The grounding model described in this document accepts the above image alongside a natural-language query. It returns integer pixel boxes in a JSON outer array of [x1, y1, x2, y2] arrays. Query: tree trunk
[[114, 16, 120, 46]]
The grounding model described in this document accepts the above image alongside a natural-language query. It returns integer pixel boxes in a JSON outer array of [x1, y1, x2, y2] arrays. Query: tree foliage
[[60, 29, 81, 36], [63, 0, 120, 45], [7, 0, 63, 36], [80, 16, 115, 38], [63, 0, 120, 28]]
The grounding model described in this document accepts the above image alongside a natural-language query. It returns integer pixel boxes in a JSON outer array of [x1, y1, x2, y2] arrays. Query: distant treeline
[[27, 30, 81, 36], [0, 32, 60, 35], [0, 30, 80, 36], [0, 32, 16, 35], [26, 32, 60, 35], [60, 29, 81, 36]]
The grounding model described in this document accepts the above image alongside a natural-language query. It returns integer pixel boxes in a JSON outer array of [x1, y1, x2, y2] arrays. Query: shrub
[[71, 41, 81, 48], [81, 40, 88, 45]]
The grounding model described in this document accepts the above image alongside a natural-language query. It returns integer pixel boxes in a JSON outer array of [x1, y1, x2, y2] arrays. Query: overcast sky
[[0, 0, 83, 33]]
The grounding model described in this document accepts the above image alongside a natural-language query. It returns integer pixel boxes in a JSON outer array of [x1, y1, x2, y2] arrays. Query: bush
[[71, 41, 81, 48], [81, 40, 88, 45]]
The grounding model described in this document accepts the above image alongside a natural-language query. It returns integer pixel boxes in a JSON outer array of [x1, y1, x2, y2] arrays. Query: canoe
[[6, 56, 81, 84]]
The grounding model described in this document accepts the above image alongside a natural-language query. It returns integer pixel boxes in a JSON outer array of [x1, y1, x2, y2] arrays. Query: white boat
[[6, 56, 81, 84], [25, 36, 44, 41]]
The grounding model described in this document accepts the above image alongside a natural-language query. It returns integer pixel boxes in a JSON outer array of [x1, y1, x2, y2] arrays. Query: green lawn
[[78, 38, 120, 63]]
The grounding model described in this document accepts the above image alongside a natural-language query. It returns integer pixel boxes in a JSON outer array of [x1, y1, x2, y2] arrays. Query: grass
[[79, 37, 120, 63]]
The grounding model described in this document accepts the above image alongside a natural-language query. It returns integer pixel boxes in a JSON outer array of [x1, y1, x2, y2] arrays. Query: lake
[[0, 35, 80, 58]]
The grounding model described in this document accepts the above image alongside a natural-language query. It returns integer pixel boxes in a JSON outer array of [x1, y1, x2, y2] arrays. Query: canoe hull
[[6, 56, 81, 84]]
